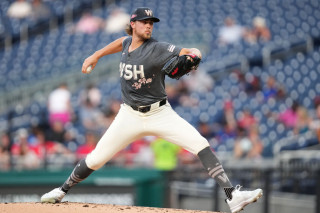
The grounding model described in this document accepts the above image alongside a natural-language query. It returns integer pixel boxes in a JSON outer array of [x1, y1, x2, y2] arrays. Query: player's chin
[[144, 34, 152, 39]]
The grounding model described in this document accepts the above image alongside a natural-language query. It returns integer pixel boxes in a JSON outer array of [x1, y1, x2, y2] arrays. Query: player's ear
[[130, 21, 135, 29]]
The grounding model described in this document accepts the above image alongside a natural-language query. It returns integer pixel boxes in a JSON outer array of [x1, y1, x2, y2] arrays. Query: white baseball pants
[[85, 102, 209, 170]]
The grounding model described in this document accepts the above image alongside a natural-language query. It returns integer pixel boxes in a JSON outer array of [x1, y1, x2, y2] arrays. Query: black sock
[[198, 146, 234, 199], [61, 159, 94, 193]]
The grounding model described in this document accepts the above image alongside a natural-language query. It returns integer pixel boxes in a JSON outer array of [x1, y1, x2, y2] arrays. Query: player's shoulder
[[149, 38, 175, 49], [145, 37, 158, 46], [122, 36, 132, 46]]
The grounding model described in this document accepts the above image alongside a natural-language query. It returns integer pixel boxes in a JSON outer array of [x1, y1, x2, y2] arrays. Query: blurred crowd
[[5, 1, 271, 40], [218, 16, 271, 46], [0, 2, 319, 171], [7, 0, 52, 22], [5, 0, 131, 37], [0, 66, 319, 172]]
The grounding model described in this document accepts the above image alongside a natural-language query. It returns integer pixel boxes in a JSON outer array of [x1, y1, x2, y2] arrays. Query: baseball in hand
[[86, 65, 93, 74]]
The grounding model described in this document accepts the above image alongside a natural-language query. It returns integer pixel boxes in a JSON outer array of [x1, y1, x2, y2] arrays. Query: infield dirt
[[0, 202, 224, 213]]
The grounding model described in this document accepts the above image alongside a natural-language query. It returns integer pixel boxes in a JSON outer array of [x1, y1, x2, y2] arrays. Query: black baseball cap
[[130, 7, 160, 22]]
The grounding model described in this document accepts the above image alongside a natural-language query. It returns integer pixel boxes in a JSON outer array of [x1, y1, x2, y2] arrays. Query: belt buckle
[[138, 106, 150, 113]]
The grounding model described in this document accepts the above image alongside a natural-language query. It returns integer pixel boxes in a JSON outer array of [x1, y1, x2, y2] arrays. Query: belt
[[131, 99, 167, 113]]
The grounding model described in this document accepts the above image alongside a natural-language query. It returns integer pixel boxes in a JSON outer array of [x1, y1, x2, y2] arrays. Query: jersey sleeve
[[154, 42, 183, 67]]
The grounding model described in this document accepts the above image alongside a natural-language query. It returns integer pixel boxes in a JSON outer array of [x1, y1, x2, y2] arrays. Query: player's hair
[[125, 23, 133, 35]]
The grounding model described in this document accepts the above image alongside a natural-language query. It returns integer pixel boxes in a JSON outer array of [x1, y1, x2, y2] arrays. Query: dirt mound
[[0, 202, 222, 213]]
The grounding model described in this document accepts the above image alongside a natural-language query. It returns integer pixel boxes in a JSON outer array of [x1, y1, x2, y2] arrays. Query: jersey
[[119, 37, 182, 107]]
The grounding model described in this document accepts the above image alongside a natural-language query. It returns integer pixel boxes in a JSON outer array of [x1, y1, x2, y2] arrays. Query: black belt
[[131, 99, 167, 113]]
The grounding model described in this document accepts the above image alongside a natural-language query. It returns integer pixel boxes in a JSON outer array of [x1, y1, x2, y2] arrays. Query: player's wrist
[[93, 51, 103, 60]]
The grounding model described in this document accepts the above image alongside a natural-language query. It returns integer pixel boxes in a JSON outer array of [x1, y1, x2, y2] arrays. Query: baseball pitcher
[[41, 7, 262, 213]]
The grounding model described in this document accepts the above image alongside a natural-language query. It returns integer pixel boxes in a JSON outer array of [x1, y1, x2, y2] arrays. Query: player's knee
[[85, 154, 105, 170], [195, 138, 210, 154], [186, 137, 210, 155]]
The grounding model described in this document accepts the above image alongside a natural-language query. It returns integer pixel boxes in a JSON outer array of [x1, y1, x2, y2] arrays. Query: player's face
[[132, 19, 154, 40]]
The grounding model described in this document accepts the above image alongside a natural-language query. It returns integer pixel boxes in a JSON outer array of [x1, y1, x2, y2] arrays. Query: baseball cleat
[[226, 185, 263, 213], [41, 188, 66, 203]]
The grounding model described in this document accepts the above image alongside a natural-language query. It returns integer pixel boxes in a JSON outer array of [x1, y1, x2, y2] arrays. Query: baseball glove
[[162, 54, 201, 79]]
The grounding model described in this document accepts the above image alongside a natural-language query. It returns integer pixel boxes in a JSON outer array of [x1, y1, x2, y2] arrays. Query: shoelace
[[225, 185, 243, 203], [235, 185, 242, 191]]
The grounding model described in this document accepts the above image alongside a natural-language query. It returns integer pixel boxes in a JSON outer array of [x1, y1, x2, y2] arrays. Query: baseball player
[[41, 7, 262, 213]]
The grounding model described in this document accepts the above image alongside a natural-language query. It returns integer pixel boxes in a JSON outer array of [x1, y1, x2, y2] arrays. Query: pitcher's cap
[[130, 7, 160, 22]]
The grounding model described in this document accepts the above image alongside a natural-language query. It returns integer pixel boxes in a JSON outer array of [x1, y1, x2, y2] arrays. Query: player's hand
[[82, 54, 99, 74], [179, 48, 202, 59], [189, 48, 202, 59]]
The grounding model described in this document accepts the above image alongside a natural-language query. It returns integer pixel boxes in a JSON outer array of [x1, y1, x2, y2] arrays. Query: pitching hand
[[82, 54, 99, 74]]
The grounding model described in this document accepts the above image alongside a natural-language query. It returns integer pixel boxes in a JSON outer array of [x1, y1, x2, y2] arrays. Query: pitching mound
[[0, 202, 223, 213]]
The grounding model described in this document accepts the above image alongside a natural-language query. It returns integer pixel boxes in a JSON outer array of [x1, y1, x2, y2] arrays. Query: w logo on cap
[[145, 10, 153, 16]]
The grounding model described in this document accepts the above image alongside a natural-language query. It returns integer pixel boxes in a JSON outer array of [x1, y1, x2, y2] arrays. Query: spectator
[[76, 131, 98, 160], [314, 95, 320, 108], [309, 104, 320, 143], [104, 8, 130, 34], [47, 83, 72, 127], [78, 98, 105, 133], [293, 106, 311, 135], [78, 83, 102, 109], [71, 11, 104, 34], [182, 68, 214, 93], [214, 100, 237, 139], [28, 126, 47, 159], [126, 138, 153, 167], [237, 108, 258, 131], [0, 132, 11, 170], [234, 126, 263, 159], [44, 121, 74, 163], [244, 73, 261, 95], [11, 128, 41, 170], [165, 83, 180, 108], [151, 138, 181, 171], [45, 120, 66, 144], [7, 0, 32, 19], [214, 101, 238, 145], [198, 121, 215, 141], [262, 76, 286, 101], [218, 17, 245, 45], [31, 0, 51, 21], [103, 99, 121, 129], [63, 128, 79, 153], [272, 101, 300, 129], [247, 125, 263, 158], [176, 80, 198, 107], [245, 16, 271, 44]]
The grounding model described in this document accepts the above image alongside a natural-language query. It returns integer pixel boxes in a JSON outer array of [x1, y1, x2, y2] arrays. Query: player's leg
[[41, 104, 144, 203], [147, 104, 262, 213], [147, 105, 234, 190]]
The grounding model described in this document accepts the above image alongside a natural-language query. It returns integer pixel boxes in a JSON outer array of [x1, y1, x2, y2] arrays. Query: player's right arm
[[179, 48, 202, 59], [82, 36, 128, 73]]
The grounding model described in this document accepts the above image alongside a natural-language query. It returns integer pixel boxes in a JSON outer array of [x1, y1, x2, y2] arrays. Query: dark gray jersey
[[119, 37, 182, 107]]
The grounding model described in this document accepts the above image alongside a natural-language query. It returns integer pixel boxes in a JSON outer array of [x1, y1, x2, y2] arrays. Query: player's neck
[[129, 35, 147, 52]]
